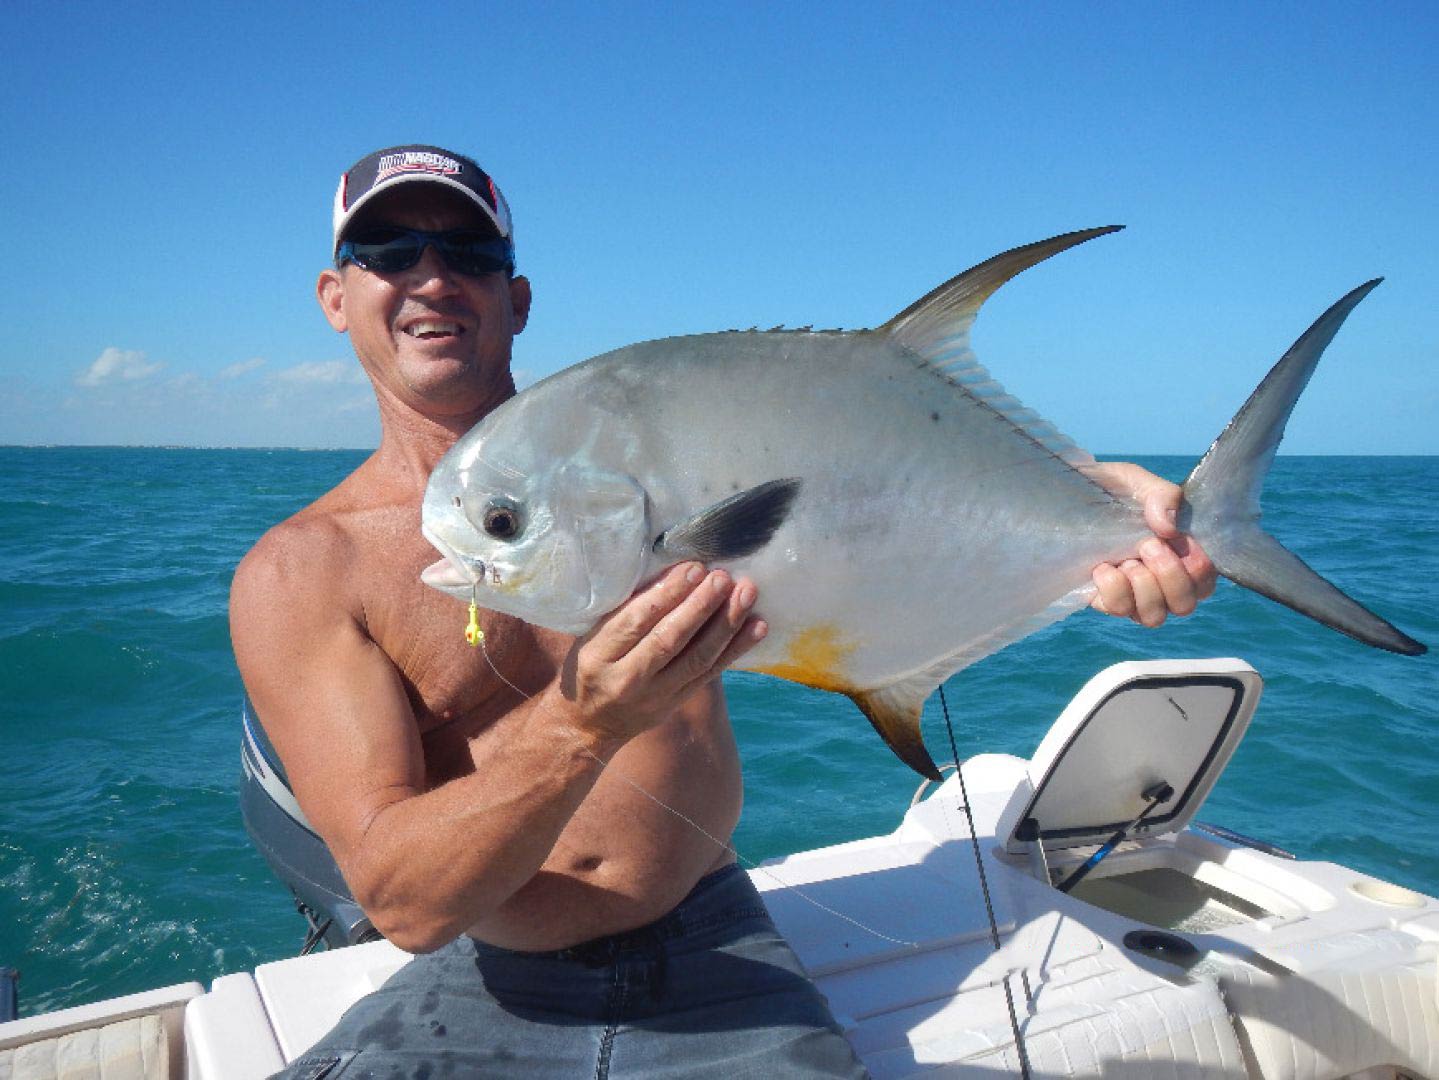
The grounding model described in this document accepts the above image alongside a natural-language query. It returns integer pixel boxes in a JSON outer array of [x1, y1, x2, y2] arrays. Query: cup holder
[[1349, 879, 1426, 908], [1123, 929, 1200, 968]]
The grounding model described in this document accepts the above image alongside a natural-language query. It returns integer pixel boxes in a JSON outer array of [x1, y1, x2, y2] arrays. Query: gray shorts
[[276, 864, 869, 1079]]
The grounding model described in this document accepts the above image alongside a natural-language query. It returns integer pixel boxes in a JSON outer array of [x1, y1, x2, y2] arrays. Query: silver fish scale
[[425, 229, 1425, 777], [475, 327, 1145, 689]]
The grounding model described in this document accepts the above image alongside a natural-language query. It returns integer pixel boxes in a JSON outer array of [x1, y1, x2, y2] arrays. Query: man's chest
[[355, 539, 569, 727]]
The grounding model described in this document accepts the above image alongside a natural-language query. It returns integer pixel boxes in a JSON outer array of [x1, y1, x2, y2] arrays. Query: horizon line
[[3, 444, 1436, 458]]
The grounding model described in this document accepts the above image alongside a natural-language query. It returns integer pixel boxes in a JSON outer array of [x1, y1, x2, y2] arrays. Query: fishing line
[[464, 601, 920, 949], [937, 684, 1032, 1079], [464, 588, 1033, 1066]]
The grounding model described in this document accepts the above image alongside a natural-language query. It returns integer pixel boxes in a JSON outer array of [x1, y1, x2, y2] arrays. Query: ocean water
[[1, 447, 1435, 1017]]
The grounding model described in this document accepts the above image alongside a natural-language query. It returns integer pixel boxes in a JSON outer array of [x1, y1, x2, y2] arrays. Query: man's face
[[316, 186, 531, 421]]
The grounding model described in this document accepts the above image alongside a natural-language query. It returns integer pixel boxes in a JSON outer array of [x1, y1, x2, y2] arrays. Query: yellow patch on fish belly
[[751, 625, 858, 692]]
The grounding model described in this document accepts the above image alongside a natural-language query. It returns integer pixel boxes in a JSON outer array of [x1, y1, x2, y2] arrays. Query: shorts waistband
[[471, 863, 754, 966]]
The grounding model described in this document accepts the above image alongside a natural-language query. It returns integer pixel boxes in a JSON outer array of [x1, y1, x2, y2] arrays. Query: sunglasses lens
[[437, 233, 513, 276], [345, 228, 423, 272], [341, 229, 514, 276]]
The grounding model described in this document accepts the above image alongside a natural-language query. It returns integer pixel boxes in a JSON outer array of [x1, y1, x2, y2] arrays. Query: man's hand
[[553, 563, 764, 752], [1084, 462, 1218, 628]]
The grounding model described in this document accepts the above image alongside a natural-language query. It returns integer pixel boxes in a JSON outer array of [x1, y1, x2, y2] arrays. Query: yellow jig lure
[[464, 585, 483, 647]]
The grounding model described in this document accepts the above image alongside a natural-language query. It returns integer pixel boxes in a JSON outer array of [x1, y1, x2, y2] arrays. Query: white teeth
[[406, 320, 462, 337]]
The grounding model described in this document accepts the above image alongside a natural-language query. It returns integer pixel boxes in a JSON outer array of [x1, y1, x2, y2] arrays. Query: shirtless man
[[231, 145, 1215, 1078]]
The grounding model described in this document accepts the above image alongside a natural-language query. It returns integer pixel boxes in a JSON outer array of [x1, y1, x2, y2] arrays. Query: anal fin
[[849, 683, 942, 781], [845, 587, 1099, 781]]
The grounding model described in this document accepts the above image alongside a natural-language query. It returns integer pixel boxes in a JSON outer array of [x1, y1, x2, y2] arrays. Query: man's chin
[[395, 338, 473, 369], [396, 363, 504, 411]]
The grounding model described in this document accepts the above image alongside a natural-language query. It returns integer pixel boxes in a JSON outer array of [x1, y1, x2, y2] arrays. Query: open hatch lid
[[999, 659, 1263, 854]]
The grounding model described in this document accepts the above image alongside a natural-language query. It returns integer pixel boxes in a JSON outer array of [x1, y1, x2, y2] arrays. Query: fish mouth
[[421, 558, 472, 590], [420, 525, 483, 591]]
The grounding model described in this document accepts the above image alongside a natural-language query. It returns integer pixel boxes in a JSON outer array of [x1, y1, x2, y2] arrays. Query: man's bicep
[[230, 541, 424, 869]]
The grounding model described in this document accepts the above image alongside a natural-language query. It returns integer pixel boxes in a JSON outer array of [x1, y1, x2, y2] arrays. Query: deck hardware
[[1056, 780, 1174, 894]]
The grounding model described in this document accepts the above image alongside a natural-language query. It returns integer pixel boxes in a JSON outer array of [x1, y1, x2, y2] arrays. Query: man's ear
[[509, 275, 532, 335], [317, 268, 347, 332]]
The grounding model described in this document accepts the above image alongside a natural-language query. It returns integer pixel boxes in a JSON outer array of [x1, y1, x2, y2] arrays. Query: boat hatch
[[998, 659, 1263, 855]]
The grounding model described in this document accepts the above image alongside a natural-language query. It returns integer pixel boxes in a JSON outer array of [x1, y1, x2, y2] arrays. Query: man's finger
[[1169, 535, 1219, 601], [708, 617, 768, 678], [625, 569, 735, 679], [1141, 485, 1183, 540], [1121, 558, 1168, 627], [665, 577, 762, 691], [586, 563, 704, 663], [1091, 562, 1136, 618], [1138, 538, 1198, 617]]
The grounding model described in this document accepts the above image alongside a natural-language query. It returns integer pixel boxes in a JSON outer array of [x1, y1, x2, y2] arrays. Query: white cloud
[[218, 357, 267, 379], [14, 349, 383, 447], [271, 360, 368, 385], [75, 347, 164, 387]]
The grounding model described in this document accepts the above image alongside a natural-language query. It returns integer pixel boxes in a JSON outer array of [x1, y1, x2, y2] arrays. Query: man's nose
[[405, 244, 461, 294]]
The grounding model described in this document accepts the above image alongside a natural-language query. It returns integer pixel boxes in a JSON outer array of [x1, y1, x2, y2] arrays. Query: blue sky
[[2, 2, 1435, 452]]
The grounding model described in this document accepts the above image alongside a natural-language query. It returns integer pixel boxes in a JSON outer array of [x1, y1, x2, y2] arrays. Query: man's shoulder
[[232, 486, 370, 613], [250, 491, 354, 562]]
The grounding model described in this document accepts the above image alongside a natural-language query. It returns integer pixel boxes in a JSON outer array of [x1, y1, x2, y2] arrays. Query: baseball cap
[[332, 144, 513, 257]]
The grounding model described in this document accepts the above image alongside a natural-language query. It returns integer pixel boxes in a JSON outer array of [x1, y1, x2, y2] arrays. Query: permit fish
[[420, 227, 1426, 779]]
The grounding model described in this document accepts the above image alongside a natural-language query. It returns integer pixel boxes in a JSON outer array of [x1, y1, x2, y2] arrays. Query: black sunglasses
[[337, 227, 515, 277]]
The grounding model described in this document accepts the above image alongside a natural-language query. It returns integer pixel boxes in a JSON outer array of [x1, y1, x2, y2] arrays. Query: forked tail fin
[[1181, 279, 1426, 656]]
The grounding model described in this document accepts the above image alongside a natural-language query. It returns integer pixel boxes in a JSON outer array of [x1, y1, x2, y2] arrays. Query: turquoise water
[[1, 447, 1435, 1017]]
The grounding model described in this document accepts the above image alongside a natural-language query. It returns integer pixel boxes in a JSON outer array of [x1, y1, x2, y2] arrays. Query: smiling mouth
[[403, 319, 465, 340]]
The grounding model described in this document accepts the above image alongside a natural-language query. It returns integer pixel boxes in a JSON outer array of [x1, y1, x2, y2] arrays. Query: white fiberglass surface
[[1069, 866, 1270, 931]]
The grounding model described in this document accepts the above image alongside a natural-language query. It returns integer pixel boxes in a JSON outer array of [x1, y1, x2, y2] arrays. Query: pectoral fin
[[849, 683, 943, 781], [655, 479, 802, 562]]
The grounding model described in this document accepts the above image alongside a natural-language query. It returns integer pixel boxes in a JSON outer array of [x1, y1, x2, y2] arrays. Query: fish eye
[[482, 500, 523, 541]]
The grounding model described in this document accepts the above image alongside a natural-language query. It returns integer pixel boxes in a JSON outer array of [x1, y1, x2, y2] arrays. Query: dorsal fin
[[879, 226, 1122, 349], [877, 227, 1122, 468]]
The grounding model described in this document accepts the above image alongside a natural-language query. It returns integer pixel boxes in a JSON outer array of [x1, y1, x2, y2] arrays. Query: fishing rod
[[1193, 820, 1295, 860], [470, 606, 1022, 1070], [470, 624, 922, 948], [937, 685, 1032, 1080]]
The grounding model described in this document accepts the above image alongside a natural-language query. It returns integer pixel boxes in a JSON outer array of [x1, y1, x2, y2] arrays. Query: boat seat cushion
[[0, 1012, 167, 1079], [1220, 930, 1439, 1079]]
